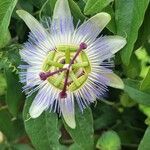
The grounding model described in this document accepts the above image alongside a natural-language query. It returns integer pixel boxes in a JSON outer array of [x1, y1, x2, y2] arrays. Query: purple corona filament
[[39, 68, 67, 81], [59, 42, 87, 99]]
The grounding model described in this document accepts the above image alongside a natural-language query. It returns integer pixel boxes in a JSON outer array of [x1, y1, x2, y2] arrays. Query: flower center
[[41, 43, 91, 93]]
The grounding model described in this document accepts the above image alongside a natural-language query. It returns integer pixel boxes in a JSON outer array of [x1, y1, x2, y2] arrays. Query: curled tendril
[[0, 44, 21, 74], [2, 57, 19, 74]]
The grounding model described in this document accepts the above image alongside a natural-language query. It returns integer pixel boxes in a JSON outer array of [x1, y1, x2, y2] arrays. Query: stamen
[[59, 42, 87, 98], [68, 42, 87, 68], [59, 91, 67, 99], [80, 42, 88, 50], [59, 70, 69, 98], [39, 68, 67, 81]]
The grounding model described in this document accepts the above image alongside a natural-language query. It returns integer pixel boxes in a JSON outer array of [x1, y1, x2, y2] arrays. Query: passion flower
[[17, 0, 126, 128]]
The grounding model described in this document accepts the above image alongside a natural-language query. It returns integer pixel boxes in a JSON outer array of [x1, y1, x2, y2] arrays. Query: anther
[[39, 68, 67, 81], [39, 72, 47, 81], [59, 69, 69, 99], [80, 42, 87, 50], [69, 42, 87, 68], [59, 91, 67, 98]]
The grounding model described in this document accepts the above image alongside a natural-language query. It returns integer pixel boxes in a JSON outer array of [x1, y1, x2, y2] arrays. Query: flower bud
[[120, 93, 136, 107], [96, 130, 121, 150], [139, 104, 150, 118]]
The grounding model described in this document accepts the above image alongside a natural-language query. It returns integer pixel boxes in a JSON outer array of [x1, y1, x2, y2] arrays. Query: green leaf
[[122, 54, 141, 79], [39, 0, 57, 19], [0, 73, 7, 96], [124, 79, 150, 106], [94, 104, 119, 130], [0, 0, 18, 48], [103, 5, 116, 34], [18, 0, 34, 14], [64, 107, 94, 150], [135, 47, 150, 78], [135, 4, 150, 49], [12, 144, 34, 150], [83, 0, 88, 3], [0, 109, 24, 141], [138, 127, 150, 150], [23, 96, 61, 150], [69, 0, 85, 22], [69, 144, 83, 150], [139, 104, 150, 118], [28, 0, 47, 9], [5, 70, 22, 116], [140, 68, 150, 92], [84, 0, 114, 15], [0, 31, 11, 49], [120, 93, 136, 108], [115, 0, 149, 65]]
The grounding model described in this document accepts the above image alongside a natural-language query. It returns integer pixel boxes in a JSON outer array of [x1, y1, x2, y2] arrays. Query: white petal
[[51, 0, 74, 44], [59, 94, 76, 129], [90, 12, 111, 31], [102, 72, 124, 89], [88, 36, 126, 61], [72, 12, 111, 44], [101, 36, 126, 55], [20, 45, 46, 66], [53, 0, 72, 20], [29, 84, 51, 118], [26, 66, 41, 86], [16, 10, 49, 38]]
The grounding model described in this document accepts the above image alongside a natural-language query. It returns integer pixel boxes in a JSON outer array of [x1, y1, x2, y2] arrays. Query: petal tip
[[68, 120, 76, 129], [16, 9, 26, 17], [63, 114, 76, 129], [99, 12, 111, 19], [93, 12, 111, 30], [115, 36, 127, 47], [97, 12, 111, 23], [103, 73, 124, 90], [116, 80, 124, 89], [29, 104, 45, 119], [29, 109, 39, 119], [53, 0, 71, 20]]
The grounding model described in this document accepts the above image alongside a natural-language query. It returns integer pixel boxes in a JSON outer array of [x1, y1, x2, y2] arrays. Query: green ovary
[[42, 45, 91, 92]]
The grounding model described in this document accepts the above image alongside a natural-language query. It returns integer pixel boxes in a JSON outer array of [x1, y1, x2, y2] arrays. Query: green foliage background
[[0, 0, 150, 150]]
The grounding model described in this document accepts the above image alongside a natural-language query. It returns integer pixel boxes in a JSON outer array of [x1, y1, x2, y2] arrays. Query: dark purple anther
[[39, 72, 47, 80], [80, 42, 87, 50], [39, 68, 67, 81], [59, 91, 67, 98]]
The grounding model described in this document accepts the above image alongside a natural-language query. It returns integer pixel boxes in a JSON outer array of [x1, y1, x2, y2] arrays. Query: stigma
[[39, 42, 90, 98]]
